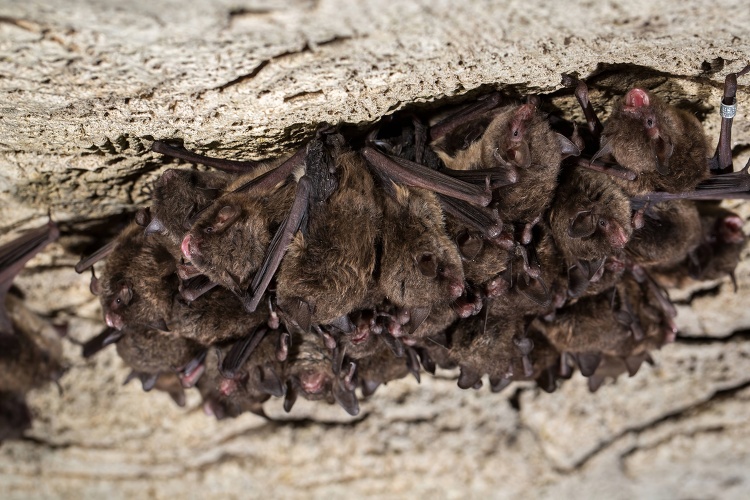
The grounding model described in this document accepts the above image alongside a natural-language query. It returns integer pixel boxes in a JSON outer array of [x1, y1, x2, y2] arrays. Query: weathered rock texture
[[1, 0, 750, 498]]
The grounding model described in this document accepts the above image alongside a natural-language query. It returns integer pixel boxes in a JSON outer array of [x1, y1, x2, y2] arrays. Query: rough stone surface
[[1, 0, 750, 497]]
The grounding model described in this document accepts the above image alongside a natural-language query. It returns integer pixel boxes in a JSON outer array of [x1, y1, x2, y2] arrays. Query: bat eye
[[598, 218, 608, 228], [204, 226, 214, 234]]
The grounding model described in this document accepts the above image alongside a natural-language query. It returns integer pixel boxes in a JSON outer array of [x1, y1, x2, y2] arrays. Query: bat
[[0, 221, 64, 441], [145, 168, 231, 255], [115, 326, 207, 390], [431, 102, 576, 244], [284, 330, 359, 416], [548, 168, 633, 295], [651, 203, 747, 288], [90, 222, 179, 331], [626, 200, 703, 269], [374, 183, 465, 332], [275, 138, 381, 331]]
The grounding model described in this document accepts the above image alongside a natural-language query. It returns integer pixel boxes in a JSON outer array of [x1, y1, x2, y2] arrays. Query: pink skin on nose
[[300, 371, 327, 394], [181, 234, 193, 261], [607, 220, 630, 249], [105, 311, 124, 330], [625, 88, 650, 109], [719, 215, 745, 244]]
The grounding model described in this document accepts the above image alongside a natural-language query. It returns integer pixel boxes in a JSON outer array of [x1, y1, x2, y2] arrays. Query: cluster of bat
[[2, 68, 749, 432]]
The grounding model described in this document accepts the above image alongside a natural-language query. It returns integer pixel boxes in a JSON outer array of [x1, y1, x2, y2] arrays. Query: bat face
[[379, 187, 464, 311], [98, 224, 178, 331], [148, 169, 230, 251], [603, 88, 709, 194], [183, 184, 296, 296], [550, 169, 633, 263], [183, 197, 271, 290]]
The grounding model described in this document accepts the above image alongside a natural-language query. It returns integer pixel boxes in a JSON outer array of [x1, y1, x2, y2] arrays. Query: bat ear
[[89, 269, 101, 296], [516, 274, 551, 307], [135, 208, 151, 227], [333, 379, 360, 416], [258, 366, 285, 397], [457, 366, 482, 390], [568, 211, 596, 239], [567, 266, 589, 298], [212, 205, 240, 232], [653, 136, 674, 175], [145, 217, 166, 236], [506, 142, 531, 168], [283, 383, 298, 413], [456, 230, 483, 260], [556, 133, 581, 159], [590, 140, 613, 165], [417, 252, 438, 278], [575, 352, 602, 377]]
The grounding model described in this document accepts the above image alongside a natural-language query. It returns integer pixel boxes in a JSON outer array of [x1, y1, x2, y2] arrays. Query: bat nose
[[720, 215, 745, 244], [300, 371, 326, 394], [625, 88, 650, 109], [105, 312, 123, 330], [449, 281, 464, 299], [608, 222, 630, 249], [181, 234, 200, 261]]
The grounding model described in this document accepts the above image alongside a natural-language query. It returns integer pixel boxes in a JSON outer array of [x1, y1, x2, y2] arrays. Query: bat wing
[[362, 147, 492, 206], [0, 221, 59, 336]]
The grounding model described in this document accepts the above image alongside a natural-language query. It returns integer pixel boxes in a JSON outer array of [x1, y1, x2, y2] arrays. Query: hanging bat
[[548, 168, 633, 295], [144, 168, 231, 255], [0, 222, 65, 393], [593, 87, 710, 195], [87, 222, 179, 331], [373, 182, 465, 332], [0, 221, 64, 441], [651, 203, 747, 288], [115, 326, 207, 390], [275, 139, 381, 331], [283, 330, 359, 416], [431, 102, 578, 243], [626, 200, 703, 270]]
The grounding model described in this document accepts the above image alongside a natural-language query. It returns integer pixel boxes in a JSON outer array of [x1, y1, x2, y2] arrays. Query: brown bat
[[276, 143, 381, 331], [145, 168, 231, 255], [182, 144, 318, 313], [447, 314, 559, 392], [167, 287, 271, 346], [90, 222, 178, 331], [548, 168, 633, 295], [213, 328, 287, 416], [595, 87, 710, 196], [626, 200, 703, 270], [284, 330, 359, 416], [539, 273, 673, 381], [115, 325, 206, 392], [432, 102, 576, 243], [374, 183, 465, 331], [0, 221, 63, 441], [652, 203, 746, 288]]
